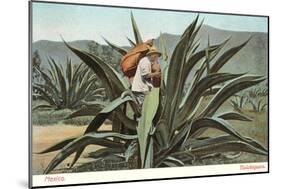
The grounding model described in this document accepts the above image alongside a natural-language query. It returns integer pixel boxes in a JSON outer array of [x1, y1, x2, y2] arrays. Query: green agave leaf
[[65, 58, 73, 107], [130, 12, 143, 44], [32, 85, 57, 106], [46, 68, 55, 82], [171, 122, 191, 150], [165, 151, 195, 165], [47, 58, 59, 85], [240, 95, 245, 108], [44, 137, 118, 174], [216, 111, 252, 121], [162, 64, 168, 90], [84, 95, 133, 134], [70, 77, 93, 106], [199, 75, 266, 117], [156, 123, 191, 163], [103, 37, 127, 56], [44, 133, 127, 174], [68, 94, 134, 168], [178, 46, 210, 99], [257, 99, 264, 111], [111, 112, 123, 143], [178, 73, 244, 126], [179, 15, 200, 39], [84, 147, 125, 159], [202, 86, 221, 96], [126, 36, 136, 47], [50, 57, 67, 105], [210, 38, 251, 73], [188, 117, 267, 153], [70, 131, 137, 167], [144, 135, 154, 168], [91, 88, 105, 95], [114, 109, 138, 130], [84, 94, 104, 102], [161, 16, 199, 137], [180, 43, 223, 90], [32, 104, 54, 111], [122, 90, 142, 118], [37, 69, 60, 100], [154, 119, 169, 150], [74, 154, 126, 171], [186, 135, 267, 156], [154, 117, 191, 165], [137, 88, 160, 168], [35, 136, 78, 154], [248, 98, 257, 111], [66, 58, 73, 87], [86, 132, 138, 140], [161, 156, 185, 167], [205, 35, 211, 74], [65, 103, 105, 119], [32, 89, 61, 108], [124, 140, 138, 162], [159, 32, 168, 62], [191, 42, 201, 55], [71, 76, 100, 105], [63, 40, 128, 99], [230, 100, 239, 108], [154, 84, 165, 126], [87, 52, 131, 93], [188, 38, 231, 93], [69, 148, 84, 169], [68, 63, 85, 103], [261, 103, 268, 111]]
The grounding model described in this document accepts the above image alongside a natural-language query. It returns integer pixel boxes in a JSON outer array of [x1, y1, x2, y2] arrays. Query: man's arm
[[143, 72, 161, 81], [139, 58, 161, 82]]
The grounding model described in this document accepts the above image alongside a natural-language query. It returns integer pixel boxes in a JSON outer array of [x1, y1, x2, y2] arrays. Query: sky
[[32, 2, 268, 45]]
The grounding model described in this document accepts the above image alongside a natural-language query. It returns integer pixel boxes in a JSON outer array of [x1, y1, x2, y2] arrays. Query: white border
[[33, 162, 268, 187], [29, 1, 269, 188]]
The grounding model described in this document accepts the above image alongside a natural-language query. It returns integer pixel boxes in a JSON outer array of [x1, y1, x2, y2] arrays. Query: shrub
[[32, 58, 105, 110], [229, 94, 248, 113]]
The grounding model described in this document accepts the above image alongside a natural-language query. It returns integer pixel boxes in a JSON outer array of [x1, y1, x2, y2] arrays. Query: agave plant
[[245, 86, 268, 112], [229, 94, 248, 113], [37, 14, 268, 174], [32, 58, 105, 110], [248, 86, 268, 98], [247, 98, 268, 112]]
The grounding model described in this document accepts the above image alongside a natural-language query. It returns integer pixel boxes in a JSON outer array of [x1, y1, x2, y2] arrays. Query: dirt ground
[[32, 102, 268, 175], [32, 124, 112, 175]]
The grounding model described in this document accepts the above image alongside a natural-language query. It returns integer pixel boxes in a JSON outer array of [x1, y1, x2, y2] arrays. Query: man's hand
[[144, 72, 161, 80], [153, 71, 161, 78]]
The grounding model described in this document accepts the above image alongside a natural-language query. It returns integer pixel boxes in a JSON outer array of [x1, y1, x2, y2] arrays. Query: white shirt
[[132, 57, 153, 93]]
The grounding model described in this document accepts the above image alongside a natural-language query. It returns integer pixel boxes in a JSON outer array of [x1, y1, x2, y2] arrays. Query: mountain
[[32, 25, 268, 75], [32, 40, 93, 68]]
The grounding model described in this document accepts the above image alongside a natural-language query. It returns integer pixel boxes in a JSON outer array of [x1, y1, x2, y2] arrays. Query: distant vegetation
[[87, 40, 122, 72], [230, 85, 268, 113], [32, 57, 105, 110]]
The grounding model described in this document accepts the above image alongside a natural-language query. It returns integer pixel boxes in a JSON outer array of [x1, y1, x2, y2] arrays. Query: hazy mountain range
[[32, 25, 268, 75]]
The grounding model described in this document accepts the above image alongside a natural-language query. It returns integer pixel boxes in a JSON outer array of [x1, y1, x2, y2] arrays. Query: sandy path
[[32, 124, 111, 175]]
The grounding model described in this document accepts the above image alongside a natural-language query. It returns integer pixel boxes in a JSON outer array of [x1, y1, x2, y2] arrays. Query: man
[[131, 46, 162, 107]]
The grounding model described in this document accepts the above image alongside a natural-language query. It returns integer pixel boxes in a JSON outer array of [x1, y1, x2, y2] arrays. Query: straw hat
[[146, 46, 162, 57]]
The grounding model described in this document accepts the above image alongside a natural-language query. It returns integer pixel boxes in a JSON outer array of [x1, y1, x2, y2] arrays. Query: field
[[32, 98, 268, 175]]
